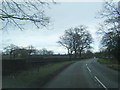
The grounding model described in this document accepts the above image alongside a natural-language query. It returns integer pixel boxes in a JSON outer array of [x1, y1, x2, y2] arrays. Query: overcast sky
[[2, 1, 118, 54]]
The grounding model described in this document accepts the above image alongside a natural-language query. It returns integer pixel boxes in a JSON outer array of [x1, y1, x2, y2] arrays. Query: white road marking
[[87, 66, 91, 72], [86, 63, 108, 89], [94, 76, 108, 90]]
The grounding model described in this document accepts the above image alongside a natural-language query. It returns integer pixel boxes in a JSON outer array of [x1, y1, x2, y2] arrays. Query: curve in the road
[[43, 58, 119, 89]]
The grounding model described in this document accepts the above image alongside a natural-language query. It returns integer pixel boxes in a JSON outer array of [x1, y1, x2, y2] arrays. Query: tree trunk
[[67, 48, 71, 60], [67, 48, 70, 55], [74, 49, 77, 59], [79, 50, 82, 58]]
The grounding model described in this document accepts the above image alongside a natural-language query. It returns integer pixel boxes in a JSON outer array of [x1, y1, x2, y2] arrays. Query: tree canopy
[[97, 0, 120, 62], [58, 25, 93, 59]]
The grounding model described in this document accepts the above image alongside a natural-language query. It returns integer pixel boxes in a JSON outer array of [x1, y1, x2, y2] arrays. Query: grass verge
[[2, 60, 75, 88], [97, 59, 120, 71]]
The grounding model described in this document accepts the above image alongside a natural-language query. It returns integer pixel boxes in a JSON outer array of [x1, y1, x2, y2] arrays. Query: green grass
[[3, 61, 75, 88], [18, 61, 74, 83], [98, 59, 113, 64], [97, 59, 120, 71]]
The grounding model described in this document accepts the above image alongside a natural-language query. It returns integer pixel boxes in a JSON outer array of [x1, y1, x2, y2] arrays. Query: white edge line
[[87, 66, 91, 72], [94, 76, 108, 90]]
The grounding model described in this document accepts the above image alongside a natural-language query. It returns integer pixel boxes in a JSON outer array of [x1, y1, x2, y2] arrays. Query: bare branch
[[0, 0, 54, 30]]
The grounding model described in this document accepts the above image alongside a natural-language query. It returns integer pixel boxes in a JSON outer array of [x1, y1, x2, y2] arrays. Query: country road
[[43, 58, 119, 89]]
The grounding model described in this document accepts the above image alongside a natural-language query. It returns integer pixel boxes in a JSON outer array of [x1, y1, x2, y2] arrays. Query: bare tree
[[97, 0, 120, 62], [40, 48, 54, 55], [0, 0, 54, 30], [26, 45, 36, 55], [58, 28, 74, 56], [11, 48, 29, 58], [58, 25, 93, 59], [72, 25, 93, 58], [3, 44, 19, 58], [97, 0, 120, 33]]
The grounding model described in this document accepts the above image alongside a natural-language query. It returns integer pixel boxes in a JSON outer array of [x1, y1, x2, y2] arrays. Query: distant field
[[97, 59, 120, 71], [2, 60, 75, 88]]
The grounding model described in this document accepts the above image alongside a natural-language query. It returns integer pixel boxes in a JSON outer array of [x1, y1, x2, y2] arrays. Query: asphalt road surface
[[43, 58, 119, 89]]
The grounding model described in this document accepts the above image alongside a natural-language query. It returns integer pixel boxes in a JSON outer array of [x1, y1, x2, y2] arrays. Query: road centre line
[[86, 63, 108, 90], [87, 66, 91, 72], [86, 64, 91, 72], [94, 76, 108, 90]]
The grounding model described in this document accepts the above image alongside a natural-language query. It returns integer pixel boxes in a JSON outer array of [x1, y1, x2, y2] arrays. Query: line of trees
[[97, 1, 120, 62], [2, 44, 54, 59], [58, 25, 93, 59]]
